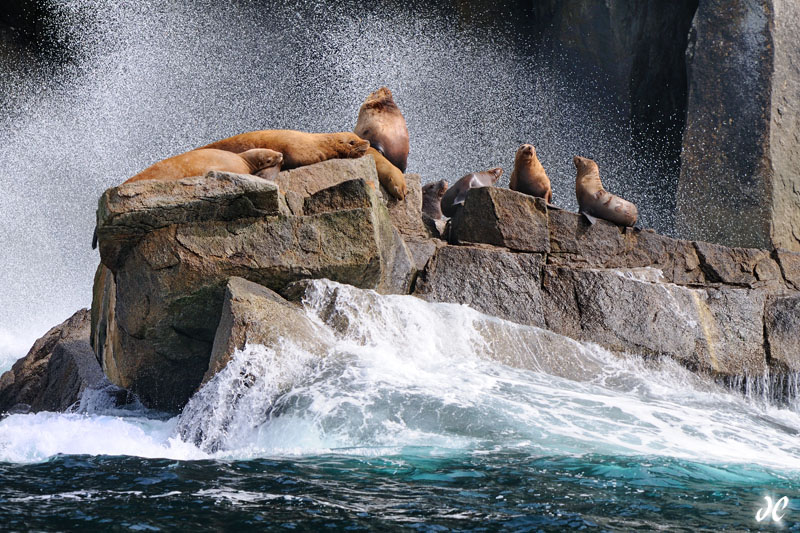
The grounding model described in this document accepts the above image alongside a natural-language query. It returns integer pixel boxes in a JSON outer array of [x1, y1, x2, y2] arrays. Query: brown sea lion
[[573, 156, 638, 226], [510, 144, 552, 203], [440, 167, 503, 218], [124, 148, 283, 184], [200, 130, 369, 170], [367, 147, 407, 200], [354, 87, 409, 172], [421, 179, 449, 220]]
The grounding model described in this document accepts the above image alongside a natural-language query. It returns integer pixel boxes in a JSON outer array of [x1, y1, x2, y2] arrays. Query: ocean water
[[2, 281, 800, 530]]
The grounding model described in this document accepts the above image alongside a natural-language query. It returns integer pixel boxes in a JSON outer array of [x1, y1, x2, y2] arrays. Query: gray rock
[[271, 154, 380, 198], [765, 294, 800, 372], [0, 309, 130, 415], [414, 245, 547, 328], [677, 0, 800, 251], [541, 267, 767, 376], [450, 187, 550, 253], [203, 277, 331, 384]]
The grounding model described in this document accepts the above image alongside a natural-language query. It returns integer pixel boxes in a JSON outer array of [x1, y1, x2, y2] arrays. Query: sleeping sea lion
[[354, 87, 409, 172], [440, 167, 503, 218], [91, 148, 283, 248], [367, 147, 407, 200], [200, 130, 369, 170], [510, 144, 552, 203], [421, 179, 449, 220], [124, 148, 283, 183], [573, 156, 638, 226]]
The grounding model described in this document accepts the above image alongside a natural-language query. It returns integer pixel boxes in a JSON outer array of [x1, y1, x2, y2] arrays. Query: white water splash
[[2, 281, 800, 468], [167, 281, 800, 470]]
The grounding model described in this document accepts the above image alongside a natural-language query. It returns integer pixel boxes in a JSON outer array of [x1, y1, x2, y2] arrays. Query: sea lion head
[[333, 132, 371, 158], [241, 148, 283, 171], [422, 179, 449, 199], [361, 87, 398, 111], [515, 144, 537, 162], [573, 155, 597, 175], [487, 167, 504, 184]]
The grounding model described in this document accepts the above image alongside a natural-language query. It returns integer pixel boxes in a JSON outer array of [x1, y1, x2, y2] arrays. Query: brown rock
[[775, 249, 800, 291], [450, 187, 549, 253], [382, 173, 431, 240], [93, 161, 413, 410], [96, 172, 287, 270], [0, 309, 129, 414], [694, 241, 782, 288]]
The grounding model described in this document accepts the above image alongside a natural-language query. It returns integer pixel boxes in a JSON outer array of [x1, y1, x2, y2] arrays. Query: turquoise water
[[2, 452, 799, 530], [2, 282, 800, 530]]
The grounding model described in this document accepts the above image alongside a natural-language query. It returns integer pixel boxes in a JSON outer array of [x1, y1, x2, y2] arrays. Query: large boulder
[[449, 187, 549, 253], [203, 277, 331, 385], [415, 242, 772, 378], [0, 309, 128, 415], [541, 267, 768, 376], [92, 161, 413, 411], [677, 0, 800, 251]]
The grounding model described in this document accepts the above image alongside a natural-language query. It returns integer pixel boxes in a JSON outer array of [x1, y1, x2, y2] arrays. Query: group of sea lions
[[121, 87, 409, 201], [423, 144, 638, 228], [108, 86, 638, 244]]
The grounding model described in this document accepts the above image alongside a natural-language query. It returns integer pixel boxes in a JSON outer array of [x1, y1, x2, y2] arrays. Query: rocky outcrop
[[0, 309, 129, 415], [415, 187, 800, 378], [677, 0, 800, 251], [92, 160, 414, 410]]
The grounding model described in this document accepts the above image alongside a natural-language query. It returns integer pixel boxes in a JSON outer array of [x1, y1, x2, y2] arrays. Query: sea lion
[[200, 130, 369, 170], [440, 167, 503, 218], [510, 144, 552, 203], [354, 87, 409, 172], [367, 147, 407, 200], [573, 156, 638, 226], [421, 179, 449, 220], [124, 148, 283, 184]]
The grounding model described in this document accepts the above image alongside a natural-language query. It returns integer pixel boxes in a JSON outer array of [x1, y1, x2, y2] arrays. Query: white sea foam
[[0, 412, 206, 463], [4, 281, 800, 469]]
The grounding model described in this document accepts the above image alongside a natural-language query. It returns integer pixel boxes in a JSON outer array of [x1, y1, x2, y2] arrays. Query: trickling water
[[0, 0, 673, 367]]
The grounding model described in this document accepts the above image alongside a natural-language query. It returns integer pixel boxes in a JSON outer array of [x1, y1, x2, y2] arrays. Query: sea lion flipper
[[92, 227, 98, 249], [580, 211, 598, 225]]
